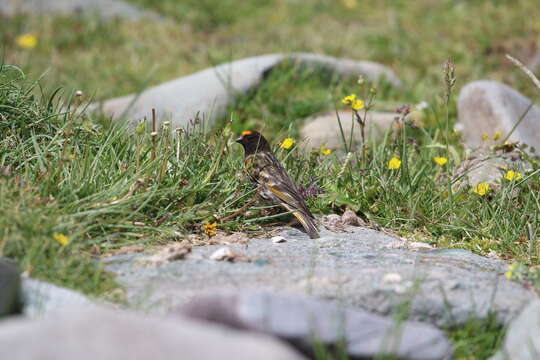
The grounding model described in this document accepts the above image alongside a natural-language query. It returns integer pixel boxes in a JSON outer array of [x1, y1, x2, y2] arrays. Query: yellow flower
[[351, 99, 364, 111], [341, 94, 356, 105], [493, 132, 502, 141], [280, 138, 295, 150], [433, 157, 448, 166], [16, 33, 37, 49], [68, 154, 76, 159], [202, 222, 218, 237], [505, 271, 513, 279], [472, 182, 490, 196], [53, 233, 69, 246], [342, 0, 357, 9], [387, 157, 401, 170], [320, 145, 332, 156], [504, 170, 523, 181], [481, 133, 488, 141]]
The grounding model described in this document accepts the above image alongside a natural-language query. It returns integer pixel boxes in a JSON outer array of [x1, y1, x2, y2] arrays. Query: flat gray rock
[[94, 53, 401, 131], [0, 258, 21, 317], [490, 300, 540, 360], [20, 278, 95, 318], [104, 227, 533, 327], [457, 80, 540, 152], [0, 0, 160, 20], [0, 306, 305, 360], [178, 291, 453, 360], [300, 110, 397, 150]]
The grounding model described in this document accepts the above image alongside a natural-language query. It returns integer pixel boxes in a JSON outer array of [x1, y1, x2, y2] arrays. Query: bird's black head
[[235, 130, 271, 155]]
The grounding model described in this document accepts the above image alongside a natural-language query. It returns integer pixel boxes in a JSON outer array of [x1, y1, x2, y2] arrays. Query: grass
[[2, 0, 540, 357]]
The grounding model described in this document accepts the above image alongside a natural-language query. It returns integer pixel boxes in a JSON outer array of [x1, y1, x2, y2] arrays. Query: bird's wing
[[251, 152, 315, 219]]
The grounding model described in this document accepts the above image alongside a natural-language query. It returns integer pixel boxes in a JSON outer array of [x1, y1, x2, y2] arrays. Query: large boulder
[[0, 0, 160, 20], [104, 226, 533, 328], [0, 306, 305, 360], [490, 300, 540, 360], [0, 258, 21, 317], [21, 278, 95, 318], [457, 80, 540, 152], [94, 53, 401, 130], [178, 291, 453, 360]]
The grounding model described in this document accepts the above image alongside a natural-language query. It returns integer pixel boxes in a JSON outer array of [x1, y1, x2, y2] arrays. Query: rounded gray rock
[[457, 80, 540, 151], [0, 258, 21, 317], [0, 306, 306, 360]]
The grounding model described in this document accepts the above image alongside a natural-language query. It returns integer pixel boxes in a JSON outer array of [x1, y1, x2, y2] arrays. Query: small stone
[[341, 209, 363, 227], [321, 214, 348, 233], [139, 244, 191, 267], [271, 236, 287, 244], [210, 247, 237, 261], [383, 272, 403, 284], [407, 241, 433, 250]]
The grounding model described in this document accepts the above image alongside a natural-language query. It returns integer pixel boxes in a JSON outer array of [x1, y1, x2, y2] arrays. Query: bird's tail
[[291, 209, 320, 239]]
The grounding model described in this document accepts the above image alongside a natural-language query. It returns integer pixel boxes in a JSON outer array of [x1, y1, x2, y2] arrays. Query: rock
[[94, 54, 401, 131], [271, 236, 287, 243], [0, 0, 161, 20], [209, 247, 236, 261], [138, 243, 191, 268], [341, 209, 364, 226], [300, 110, 398, 150], [0, 257, 21, 317], [0, 306, 305, 360], [489, 300, 540, 360], [177, 291, 453, 360], [452, 149, 530, 190], [457, 80, 540, 152], [20, 278, 95, 318], [103, 227, 533, 327]]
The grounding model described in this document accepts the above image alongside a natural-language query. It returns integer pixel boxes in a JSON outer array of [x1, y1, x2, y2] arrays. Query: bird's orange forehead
[[241, 130, 253, 136]]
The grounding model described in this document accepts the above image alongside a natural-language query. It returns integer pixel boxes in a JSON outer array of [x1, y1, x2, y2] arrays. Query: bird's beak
[[235, 136, 243, 143]]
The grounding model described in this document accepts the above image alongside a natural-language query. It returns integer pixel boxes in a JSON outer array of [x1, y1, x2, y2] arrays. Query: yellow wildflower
[[341, 94, 356, 105], [504, 170, 523, 181], [481, 133, 488, 141], [433, 157, 448, 166], [68, 154, 76, 159], [16, 33, 37, 49], [493, 132, 502, 141], [472, 182, 490, 196], [351, 99, 364, 111], [342, 0, 357, 9], [387, 157, 401, 170], [280, 138, 295, 150], [53, 233, 69, 246], [505, 271, 513, 279], [320, 145, 332, 156], [202, 222, 218, 237]]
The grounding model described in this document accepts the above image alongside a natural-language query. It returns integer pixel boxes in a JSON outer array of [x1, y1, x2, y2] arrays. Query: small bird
[[235, 130, 319, 239]]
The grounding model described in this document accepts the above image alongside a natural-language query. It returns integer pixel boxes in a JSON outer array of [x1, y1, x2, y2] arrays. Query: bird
[[235, 130, 319, 239]]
